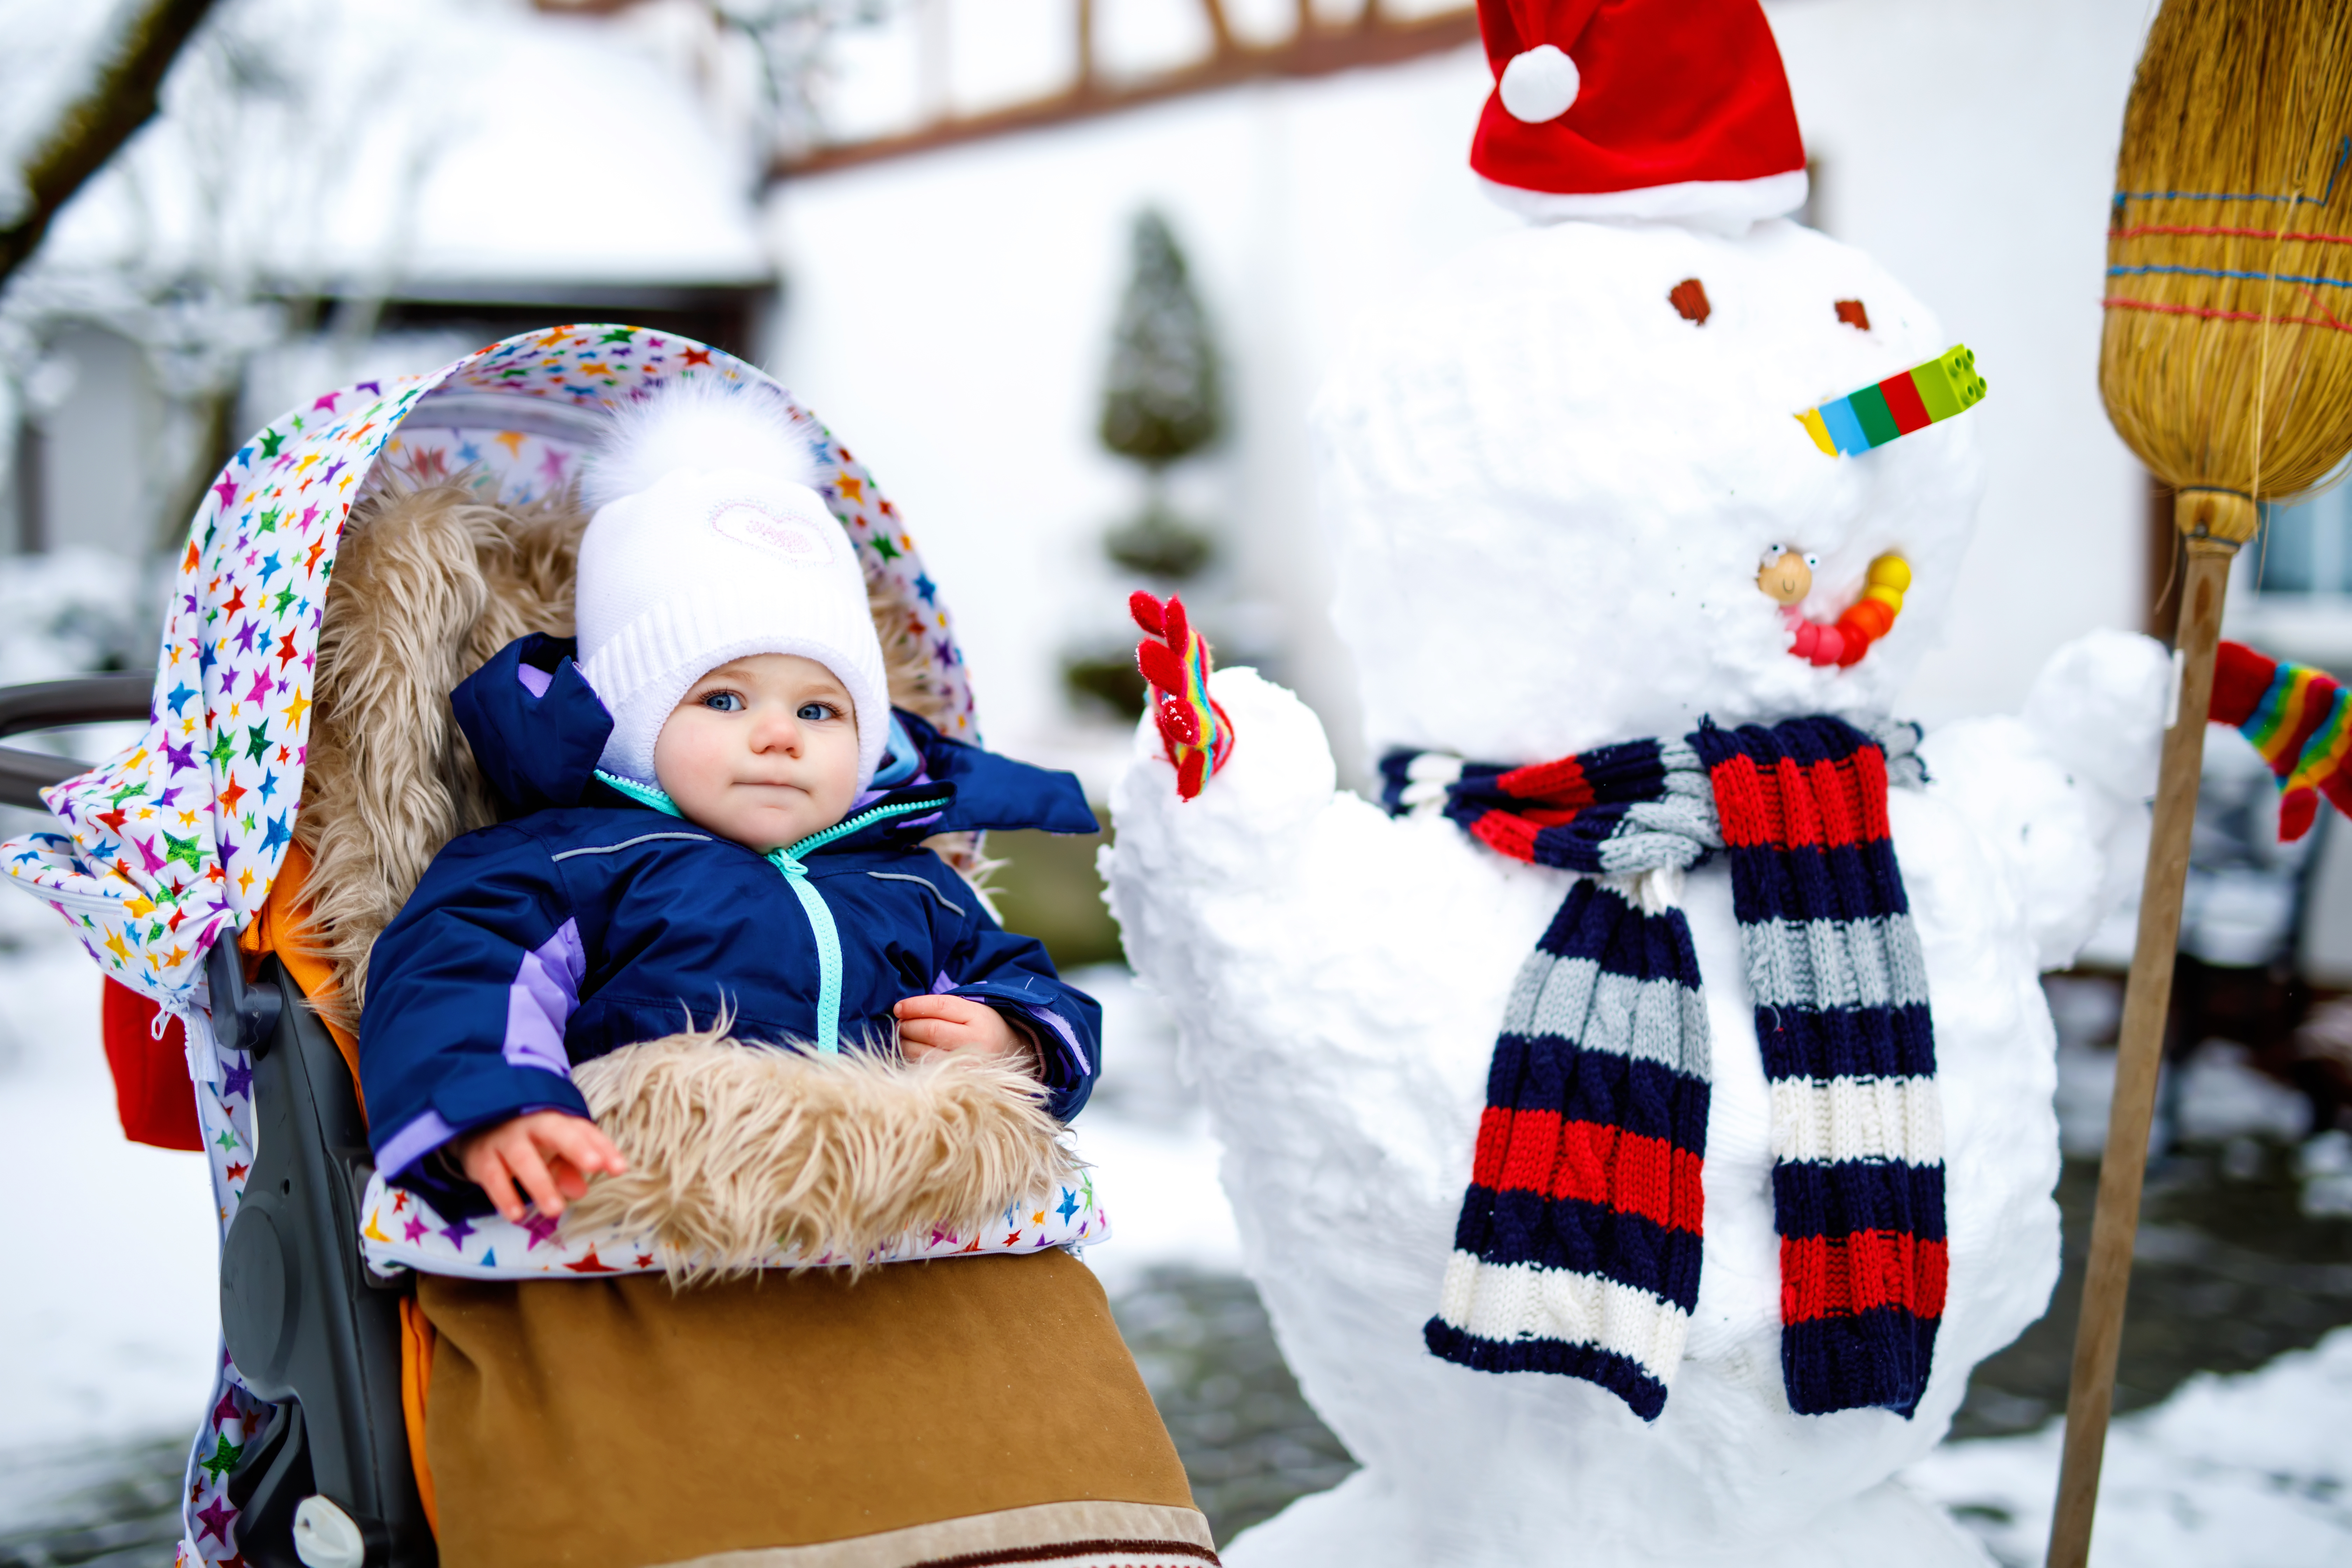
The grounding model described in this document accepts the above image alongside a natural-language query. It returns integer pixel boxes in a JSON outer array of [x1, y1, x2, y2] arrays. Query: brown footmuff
[[417, 1251, 1209, 1568]]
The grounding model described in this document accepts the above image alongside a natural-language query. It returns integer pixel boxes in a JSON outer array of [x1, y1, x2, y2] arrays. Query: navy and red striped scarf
[[1381, 716, 1946, 1422]]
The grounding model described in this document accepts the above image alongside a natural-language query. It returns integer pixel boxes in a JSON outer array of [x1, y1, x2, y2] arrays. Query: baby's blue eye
[[701, 691, 745, 713], [797, 701, 836, 722]]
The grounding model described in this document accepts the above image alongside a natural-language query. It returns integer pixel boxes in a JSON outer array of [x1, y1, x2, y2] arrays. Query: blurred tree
[[1100, 210, 1222, 471], [0, 0, 222, 287], [1065, 209, 1225, 718]]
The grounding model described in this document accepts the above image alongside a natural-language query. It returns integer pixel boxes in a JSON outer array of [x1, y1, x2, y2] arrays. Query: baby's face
[[653, 653, 861, 851]]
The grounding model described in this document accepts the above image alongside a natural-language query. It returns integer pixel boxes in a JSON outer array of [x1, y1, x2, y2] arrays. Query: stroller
[[0, 328, 1170, 1568]]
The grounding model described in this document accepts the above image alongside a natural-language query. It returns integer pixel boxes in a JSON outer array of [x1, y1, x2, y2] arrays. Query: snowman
[[1104, 3, 2166, 1564]]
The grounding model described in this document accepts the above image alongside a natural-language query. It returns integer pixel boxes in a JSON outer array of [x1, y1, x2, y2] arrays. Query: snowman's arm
[[1915, 629, 2168, 971], [1108, 664, 1340, 915], [1108, 666, 1410, 1013], [1105, 666, 1547, 1203]]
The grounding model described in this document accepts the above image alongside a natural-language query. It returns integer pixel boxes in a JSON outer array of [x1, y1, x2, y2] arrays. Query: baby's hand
[[894, 994, 1032, 1069], [454, 1110, 628, 1223]]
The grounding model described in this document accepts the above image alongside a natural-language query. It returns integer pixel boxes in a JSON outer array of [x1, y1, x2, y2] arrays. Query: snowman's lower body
[[1171, 829, 2058, 1568]]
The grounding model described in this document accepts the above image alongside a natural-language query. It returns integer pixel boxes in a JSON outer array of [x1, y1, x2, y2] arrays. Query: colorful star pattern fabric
[[358, 1169, 1107, 1280], [0, 326, 977, 1567], [0, 325, 976, 1017], [177, 1000, 265, 1564]]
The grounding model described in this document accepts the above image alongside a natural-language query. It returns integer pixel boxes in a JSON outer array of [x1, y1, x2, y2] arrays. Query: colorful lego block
[[1819, 397, 1869, 456], [1794, 344, 1986, 458], [1849, 384, 1900, 447], [1910, 361, 1962, 422], [1920, 345, 1986, 416], [1878, 371, 1931, 434]]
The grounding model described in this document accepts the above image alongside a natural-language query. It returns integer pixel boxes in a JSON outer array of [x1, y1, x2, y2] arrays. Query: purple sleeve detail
[[516, 663, 553, 699], [376, 1110, 458, 1181], [378, 1102, 579, 1183], [1021, 1004, 1091, 1077], [504, 918, 585, 1076]]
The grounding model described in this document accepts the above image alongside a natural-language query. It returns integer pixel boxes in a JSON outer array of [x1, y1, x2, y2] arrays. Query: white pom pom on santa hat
[[1473, 0, 1808, 232], [1498, 44, 1580, 124], [584, 375, 824, 511]]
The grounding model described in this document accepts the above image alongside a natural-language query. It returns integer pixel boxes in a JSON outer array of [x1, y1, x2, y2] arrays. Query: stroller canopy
[[2, 325, 975, 1009]]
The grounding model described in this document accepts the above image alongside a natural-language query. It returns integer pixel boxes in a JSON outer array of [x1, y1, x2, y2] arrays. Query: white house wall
[[769, 1, 2161, 787]]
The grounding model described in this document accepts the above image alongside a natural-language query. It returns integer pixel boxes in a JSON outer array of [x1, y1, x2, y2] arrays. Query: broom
[[2051, 3, 2352, 1564]]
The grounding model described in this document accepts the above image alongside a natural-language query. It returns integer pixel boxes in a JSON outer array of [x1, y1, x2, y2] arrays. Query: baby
[[359, 383, 1102, 1223]]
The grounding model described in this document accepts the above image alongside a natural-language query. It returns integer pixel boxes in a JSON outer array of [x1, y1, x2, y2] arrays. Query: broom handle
[[2045, 536, 2236, 1568]]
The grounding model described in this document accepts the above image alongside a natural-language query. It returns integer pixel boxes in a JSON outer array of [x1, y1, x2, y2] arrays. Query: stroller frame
[[3, 686, 435, 1567]]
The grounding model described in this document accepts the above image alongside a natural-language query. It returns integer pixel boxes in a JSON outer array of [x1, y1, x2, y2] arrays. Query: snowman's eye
[[1760, 545, 1786, 568], [1835, 300, 1871, 331], [1803, 554, 1820, 569]]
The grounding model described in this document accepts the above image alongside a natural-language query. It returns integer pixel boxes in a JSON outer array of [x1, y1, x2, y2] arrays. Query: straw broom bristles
[[2101, 0, 2352, 536]]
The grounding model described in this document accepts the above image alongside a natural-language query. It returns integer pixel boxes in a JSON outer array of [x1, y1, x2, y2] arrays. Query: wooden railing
[[778, 0, 1480, 177]]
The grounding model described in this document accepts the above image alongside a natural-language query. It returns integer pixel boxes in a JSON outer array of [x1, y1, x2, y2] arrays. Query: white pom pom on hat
[[1498, 44, 1580, 124], [574, 380, 889, 794], [583, 377, 826, 510]]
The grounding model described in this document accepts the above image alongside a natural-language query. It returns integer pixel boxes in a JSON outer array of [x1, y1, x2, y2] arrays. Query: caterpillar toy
[[1758, 546, 1912, 668]]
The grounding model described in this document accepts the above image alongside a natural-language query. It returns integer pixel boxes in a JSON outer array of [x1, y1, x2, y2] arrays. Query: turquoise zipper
[[594, 770, 940, 1054]]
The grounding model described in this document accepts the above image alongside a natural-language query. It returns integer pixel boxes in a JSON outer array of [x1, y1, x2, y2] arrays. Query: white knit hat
[[575, 380, 888, 790]]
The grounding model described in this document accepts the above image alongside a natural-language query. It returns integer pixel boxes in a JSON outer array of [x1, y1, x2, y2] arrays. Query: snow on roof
[[32, 0, 771, 291]]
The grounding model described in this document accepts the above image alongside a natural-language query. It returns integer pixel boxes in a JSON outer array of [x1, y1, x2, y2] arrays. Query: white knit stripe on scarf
[[1768, 1076, 1945, 1166], [1435, 1252, 1692, 1385]]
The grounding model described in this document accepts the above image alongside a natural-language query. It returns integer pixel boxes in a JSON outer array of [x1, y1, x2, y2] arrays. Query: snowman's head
[[1313, 218, 1982, 764]]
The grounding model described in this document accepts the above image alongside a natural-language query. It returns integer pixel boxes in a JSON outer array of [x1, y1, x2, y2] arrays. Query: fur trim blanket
[[364, 1031, 1106, 1281], [565, 1028, 1080, 1280]]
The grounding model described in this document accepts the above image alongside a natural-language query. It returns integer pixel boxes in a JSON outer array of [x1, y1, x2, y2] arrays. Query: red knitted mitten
[[1131, 590, 1235, 801]]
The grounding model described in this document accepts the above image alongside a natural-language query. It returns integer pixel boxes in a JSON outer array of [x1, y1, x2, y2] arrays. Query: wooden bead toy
[[1771, 550, 1913, 668]]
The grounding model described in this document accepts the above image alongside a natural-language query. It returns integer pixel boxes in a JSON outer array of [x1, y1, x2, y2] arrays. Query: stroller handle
[[0, 674, 153, 811]]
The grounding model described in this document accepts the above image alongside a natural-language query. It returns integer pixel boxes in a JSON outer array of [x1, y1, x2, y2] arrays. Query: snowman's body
[[1105, 218, 2165, 1566]]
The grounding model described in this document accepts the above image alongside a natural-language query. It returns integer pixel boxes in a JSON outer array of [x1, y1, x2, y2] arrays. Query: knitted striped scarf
[[1381, 716, 1945, 1422]]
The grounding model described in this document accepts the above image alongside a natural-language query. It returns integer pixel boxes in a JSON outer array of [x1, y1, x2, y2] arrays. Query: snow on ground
[[1904, 1327, 2352, 1567], [0, 930, 219, 1451], [1063, 961, 1242, 1294]]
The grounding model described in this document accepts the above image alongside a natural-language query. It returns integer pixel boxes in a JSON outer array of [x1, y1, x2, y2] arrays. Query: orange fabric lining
[[399, 1296, 441, 1535], [233, 838, 361, 1105]]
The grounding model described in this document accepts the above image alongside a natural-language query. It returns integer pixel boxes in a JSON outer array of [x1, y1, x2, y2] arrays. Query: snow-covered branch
[[0, 0, 220, 286]]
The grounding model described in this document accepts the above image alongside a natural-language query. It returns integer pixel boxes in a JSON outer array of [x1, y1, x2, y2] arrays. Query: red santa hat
[[1471, 0, 1808, 232]]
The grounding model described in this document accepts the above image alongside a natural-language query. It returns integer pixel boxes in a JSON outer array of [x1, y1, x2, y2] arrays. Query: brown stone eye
[[1669, 278, 1711, 324], [1835, 299, 1870, 331]]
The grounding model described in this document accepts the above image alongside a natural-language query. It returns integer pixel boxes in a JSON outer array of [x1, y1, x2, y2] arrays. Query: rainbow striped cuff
[[1798, 345, 1987, 458], [2211, 640, 2352, 842]]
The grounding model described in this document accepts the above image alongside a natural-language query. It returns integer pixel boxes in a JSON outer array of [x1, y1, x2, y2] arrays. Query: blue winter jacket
[[359, 633, 1102, 1211]]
